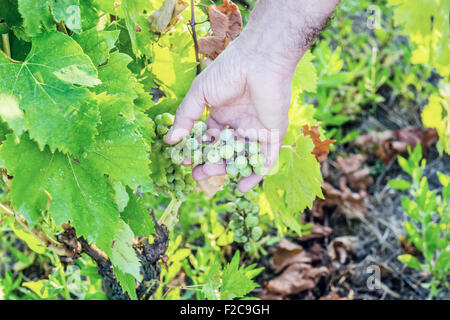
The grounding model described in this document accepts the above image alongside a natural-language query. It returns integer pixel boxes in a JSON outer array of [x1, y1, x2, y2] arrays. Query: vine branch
[[189, 0, 202, 75]]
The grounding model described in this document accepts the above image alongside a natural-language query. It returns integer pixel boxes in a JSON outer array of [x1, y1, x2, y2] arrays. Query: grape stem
[[0, 203, 71, 256], [189, 0, 202, 75], [159, 198, 182, 227], [1, 32, 11, 57]]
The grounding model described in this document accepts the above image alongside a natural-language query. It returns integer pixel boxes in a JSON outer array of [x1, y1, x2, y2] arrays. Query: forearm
[[236, 0, 339, 74]]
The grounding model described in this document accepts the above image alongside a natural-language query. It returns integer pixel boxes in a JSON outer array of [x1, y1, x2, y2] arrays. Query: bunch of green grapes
[[174, 123, 268, 178], [221, 181, 263, 253], [151, 113, 196, 200]]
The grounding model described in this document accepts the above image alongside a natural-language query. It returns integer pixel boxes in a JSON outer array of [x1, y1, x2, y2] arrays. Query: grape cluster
[[222, 181, 263, 253], [171, 122, 268, 178], [152, 113, 196, 200]]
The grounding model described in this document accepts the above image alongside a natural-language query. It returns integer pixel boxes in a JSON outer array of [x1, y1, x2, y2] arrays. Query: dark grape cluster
[[151, 113, 196, 200], [222, 181, 263, 253]]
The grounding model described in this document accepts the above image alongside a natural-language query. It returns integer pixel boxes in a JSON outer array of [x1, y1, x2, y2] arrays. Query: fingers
[[165, 80, 206, 145], [193, 163, 227, 181], [237, 142, 280, 192]]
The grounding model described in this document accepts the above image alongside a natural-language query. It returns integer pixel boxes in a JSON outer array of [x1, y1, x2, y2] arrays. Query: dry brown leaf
[[327, 236, 357, 264], [302, 125, 336, 162], [270, 238, 310, 273], [198, 35, 227, 60], [265, 263, 328, 296], [336, 154, 373, 191], [355, 127, 438, 163], [198, 0, 242, 59], [195, 174, 226, 198], [147, 0, 188, 33], [297, 223, 332, 241], [313, 181, 367, 219]]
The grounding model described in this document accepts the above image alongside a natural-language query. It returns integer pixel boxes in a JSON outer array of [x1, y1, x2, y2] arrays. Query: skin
[[165, 0, 340, 193]]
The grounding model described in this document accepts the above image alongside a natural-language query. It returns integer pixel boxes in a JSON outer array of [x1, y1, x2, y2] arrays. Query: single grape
[[224, 202, 237, 212], [220, 144, 235, 159], [221, 128, 233, 142], [191, 149, 203, 164], [161, 113, 174, 126], [248, 141, 260, 154], [244, 242, 252, 252], [226, 163, 239, 176], [157, 124, 169, 136], [206, 149, 221, 163], [186, 138, 199, 150], [193, 121, 207, 136], [240, 165, 252, 177], [155, 114, 162, 124], [234, 140, 245, 154], [251, 227, 263, 241], [235, 155, 248, 169], [245, 215, 259, 228], [170, 148, 184, 165]]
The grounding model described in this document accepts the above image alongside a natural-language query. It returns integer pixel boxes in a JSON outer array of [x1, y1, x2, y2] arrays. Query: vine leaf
[[0, 134, 141, 295], [85, 96, 152, 190], [0, 32, 101, 155], [18, 0, 82, 36], [72, 28, 120, 67], [264, 134, 324, 235]]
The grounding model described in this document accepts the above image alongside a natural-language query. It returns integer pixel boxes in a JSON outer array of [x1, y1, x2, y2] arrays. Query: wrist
[[233, 0, 339, 75]]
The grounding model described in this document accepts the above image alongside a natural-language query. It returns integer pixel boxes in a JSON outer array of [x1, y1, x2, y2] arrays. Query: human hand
[[164, 40, 294, 193]]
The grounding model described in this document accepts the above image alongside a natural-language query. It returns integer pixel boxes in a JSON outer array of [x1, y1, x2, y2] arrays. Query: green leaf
[[0, 134, 140, 284], [49, 0, 82, 34], [293, 50, 317, 93], [72, 28, 120, 66], [113, 267, 138, 300], [94, 52, 140, 120], [401, 197, 420, 221], [264, 134, 323, 235], [221, 251, 259, 300], [398, 254, 422, 270], [121, 190, 155, 237], [0, 32, 101, 155], [17, 0, 55, 36], [113, 181, 129, 212], [388, 178, 412, 190], [120, 0, 156, 58], [84, 97, 151, 190], [436, 251, 450, 273]]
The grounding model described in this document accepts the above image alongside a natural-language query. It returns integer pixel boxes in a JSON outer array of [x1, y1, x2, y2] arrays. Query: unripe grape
[[155, 114, 163, 124], [193, 121, 207, 136], [161, 113, 174, 126], [234, 140, 245, 153], [170, 148, 184, 165], [206, 149, 221, 163], [157, 124, 169, 136], [248, 141, 260, 154], [251, 227, 263, 241], [226, 163, 239, 176], [244, 242, 252, 252], [220, 144, 234, 159], [221, 128, 233, 142], [224, 202, 237, 212], [186, 138, 199, 150], [235, 155, 248, 169], [245, 215, 259, 228], [240, 165, 252, 177], [192, 149, 203, 164]]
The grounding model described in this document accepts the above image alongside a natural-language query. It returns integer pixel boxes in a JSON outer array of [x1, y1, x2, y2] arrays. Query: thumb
[[164, 80, 206, 145]]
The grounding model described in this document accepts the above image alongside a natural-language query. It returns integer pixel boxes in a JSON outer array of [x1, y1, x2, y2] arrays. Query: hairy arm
[[165, 0, 340, 193]]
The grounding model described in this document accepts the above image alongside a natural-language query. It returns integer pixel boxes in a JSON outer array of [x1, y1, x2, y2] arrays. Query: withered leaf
[[198, 0, 242, 59], [147, 0, 188, 33], [302, 125, 336, 162]]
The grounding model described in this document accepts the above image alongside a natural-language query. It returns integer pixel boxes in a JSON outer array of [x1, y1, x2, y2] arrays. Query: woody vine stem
[[189, 0, 202, 75]]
